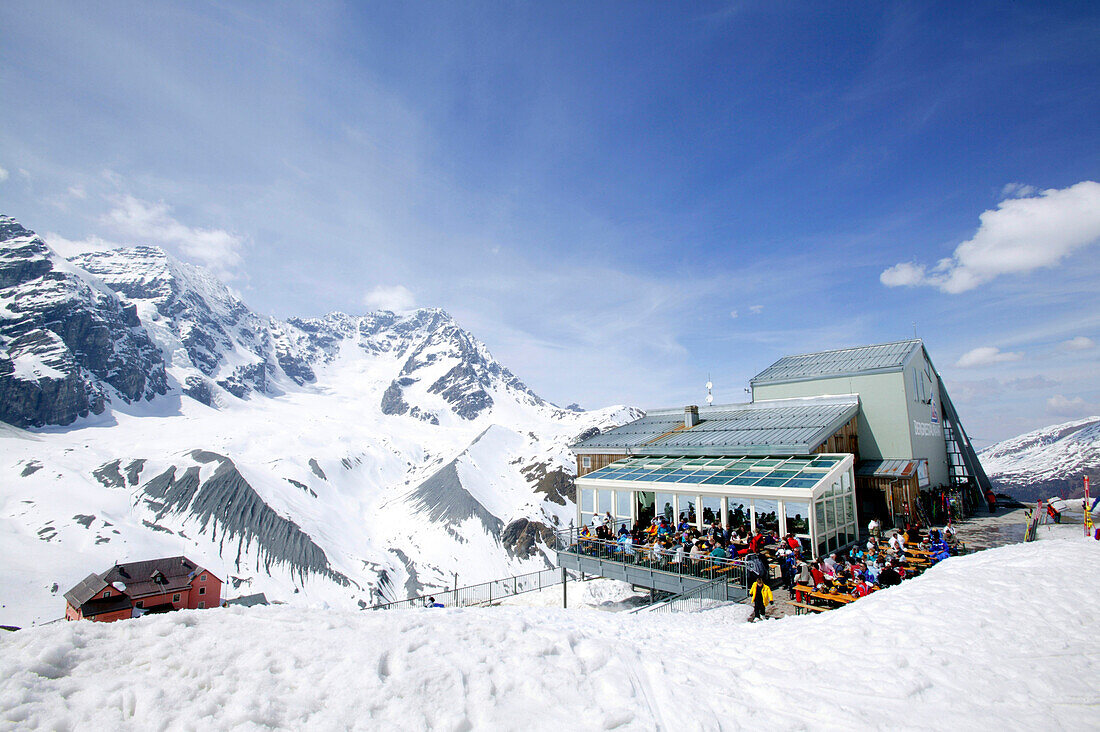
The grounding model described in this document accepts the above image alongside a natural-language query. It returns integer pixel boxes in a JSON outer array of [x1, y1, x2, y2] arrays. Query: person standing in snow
[[749, 577, 772, 621], [986, 489, 998, 513]]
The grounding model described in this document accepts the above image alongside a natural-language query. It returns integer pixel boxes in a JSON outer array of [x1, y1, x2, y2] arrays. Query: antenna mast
[[706, 374, 713, 405]]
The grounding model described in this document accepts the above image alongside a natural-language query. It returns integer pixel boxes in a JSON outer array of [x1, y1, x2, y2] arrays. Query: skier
[[749, 577, 772, 622]]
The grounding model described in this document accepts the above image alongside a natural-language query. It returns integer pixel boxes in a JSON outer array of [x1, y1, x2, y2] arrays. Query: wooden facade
[[576, 453, 628, 478], [813, 415, 859, 457]]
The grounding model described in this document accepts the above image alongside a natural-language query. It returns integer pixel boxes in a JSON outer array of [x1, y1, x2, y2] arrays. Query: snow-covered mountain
[[0, 215, 642, 626], [980, 416, 1100, 501]]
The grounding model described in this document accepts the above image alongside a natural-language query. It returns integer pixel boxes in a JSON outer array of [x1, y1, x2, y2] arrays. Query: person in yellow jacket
[[749, 578, 772, 622]]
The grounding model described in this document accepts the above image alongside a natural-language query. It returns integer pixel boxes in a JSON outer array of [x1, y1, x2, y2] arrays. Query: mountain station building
[[571, 339, 989, 558]]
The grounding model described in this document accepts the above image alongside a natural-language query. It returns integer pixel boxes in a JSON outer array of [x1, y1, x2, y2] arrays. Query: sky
[[1, 1, 1098, 445]]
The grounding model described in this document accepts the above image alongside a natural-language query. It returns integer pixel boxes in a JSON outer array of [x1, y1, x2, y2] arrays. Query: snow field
[[1, 536, 1097, 730]]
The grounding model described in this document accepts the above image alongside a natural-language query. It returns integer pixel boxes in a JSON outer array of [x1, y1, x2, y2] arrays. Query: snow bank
[[2, 538, 1097, 729]]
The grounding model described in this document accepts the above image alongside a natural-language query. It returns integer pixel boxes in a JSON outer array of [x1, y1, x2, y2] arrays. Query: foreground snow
[[2, 538, 1097, 730]]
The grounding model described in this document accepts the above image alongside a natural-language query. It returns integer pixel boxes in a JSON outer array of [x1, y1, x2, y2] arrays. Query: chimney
[[684, 405, 700, 428]]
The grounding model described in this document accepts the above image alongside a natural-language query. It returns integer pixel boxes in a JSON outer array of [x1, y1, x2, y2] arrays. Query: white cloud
[[67, 185, 87, 199], [1001, 182, 1036, 199], [879, 261, 927, 287], [0, 165, 8, 183], [955, 346, 1024, 368], [45, 232, 123, 259], [102, 195, 245, 280], [363, 284, 416, 312], [1046, 394, 1093, 419], [749, 305, 764, 314], [881, 181, 1100, 293], [1061, 336, 1095, 351], [729, 310, 738, 319]]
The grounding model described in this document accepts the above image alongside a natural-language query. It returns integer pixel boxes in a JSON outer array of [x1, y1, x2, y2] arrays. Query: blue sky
[[1, 1, 1098, 444]]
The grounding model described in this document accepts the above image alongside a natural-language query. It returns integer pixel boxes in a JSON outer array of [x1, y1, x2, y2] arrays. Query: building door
[[636, 491, 655, 527]]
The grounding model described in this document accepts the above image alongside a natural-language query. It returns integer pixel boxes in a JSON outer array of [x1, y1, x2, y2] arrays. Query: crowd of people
[[789, 519, 961, 607], [577, 511, 965, 619], [580, 511, 795, 585]]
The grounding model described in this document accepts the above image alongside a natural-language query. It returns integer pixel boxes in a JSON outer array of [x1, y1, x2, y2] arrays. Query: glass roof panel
[[754, 478, 789, 488], [783, 478, 819, 489], [678, 474, 708, 483], [728, 475, 761, 486], [767, 470, 799, 479], [702, 475, 734, 485], [753, 459, 784, 467]]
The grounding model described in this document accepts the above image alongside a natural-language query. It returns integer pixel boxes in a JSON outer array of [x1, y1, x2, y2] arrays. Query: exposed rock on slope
[[0, 216, 167, 426]]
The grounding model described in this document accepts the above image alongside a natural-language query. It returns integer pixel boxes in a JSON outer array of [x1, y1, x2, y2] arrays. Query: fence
[[636, 576, 733, 614], [370, 567, 569, 611], [553, 526, 751, 589]]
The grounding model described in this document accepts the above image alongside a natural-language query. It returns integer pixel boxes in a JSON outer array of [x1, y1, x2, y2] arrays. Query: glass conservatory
[[576, 453, 857, 558]]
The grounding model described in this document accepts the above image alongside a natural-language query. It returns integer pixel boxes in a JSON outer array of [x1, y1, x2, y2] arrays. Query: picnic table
[[793, 584, 855, 608]]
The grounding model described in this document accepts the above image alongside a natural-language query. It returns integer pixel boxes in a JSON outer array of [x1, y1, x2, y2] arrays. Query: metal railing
[[370, 567, 570, 611], [641, 576, 732, 614], [553, 527, 750, 589]]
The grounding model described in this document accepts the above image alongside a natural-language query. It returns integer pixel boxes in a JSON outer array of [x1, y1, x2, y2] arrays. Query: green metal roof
[[572, 395, 858, 456], [751, 339, 922, 386]]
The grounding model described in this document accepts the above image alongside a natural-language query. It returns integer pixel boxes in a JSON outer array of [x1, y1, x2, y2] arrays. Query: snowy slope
[[980, 416, 1100, 500], [1, 536, 1096, 729], [0, 215, 643, 627]]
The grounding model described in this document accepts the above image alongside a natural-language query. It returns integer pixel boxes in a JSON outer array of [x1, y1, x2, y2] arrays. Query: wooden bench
[[789, 601, 829, 615]]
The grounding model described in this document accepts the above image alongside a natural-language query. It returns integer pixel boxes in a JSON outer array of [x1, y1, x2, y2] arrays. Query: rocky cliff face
[[0, 217, 167, 427]]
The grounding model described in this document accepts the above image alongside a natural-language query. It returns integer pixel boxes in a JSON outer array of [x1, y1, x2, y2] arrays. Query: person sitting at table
[[617, 523, 629, 538], [851, 577, 872, 598], [809, 560, 825, 589], [617, 532, 635, 557], [878, 560, 901, 587], [888, 530, 906, 556], [689, 541, 705, 561], [709, 542, 728, 560], [671, 541, 685, 566]]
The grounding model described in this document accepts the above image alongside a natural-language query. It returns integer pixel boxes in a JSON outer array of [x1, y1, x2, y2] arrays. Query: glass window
[[135, 601, 143, 608], [103, 590, 111, 598], [199, 587, 206, 595], [727, 499, 749, 529], [753, 499, 779, 533], [814, 501, 826, 537], [198, 601, 205, 609], [701, 496, 721, 525], [580, 512, 595, 527], [582, 456, 591, 468], [172, 593, 181, 603], [615, 490, 631, 518], [826, 499, 838, 536], [200, 574, 207, 582], [580, 490, 594, 512], [655, 493, 675, 523], [597, 489, 612, 515], [784, 501, 809, 535], [842, 472, 851, 491], [677, 495, 696, 524]]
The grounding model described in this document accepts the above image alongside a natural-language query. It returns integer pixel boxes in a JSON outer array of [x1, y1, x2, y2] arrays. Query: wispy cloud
[[1046, 394, 1095, 419], [955, 346, 1023, 368], [102, 195, 245, 280], [363, 284, 416, 312], [882, 181, 1100, 293], [44, 232, 123, 259], [1061, 336, 1095, 351], [1000, 182, 1036, 199], [0, 165, 8, 183]]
